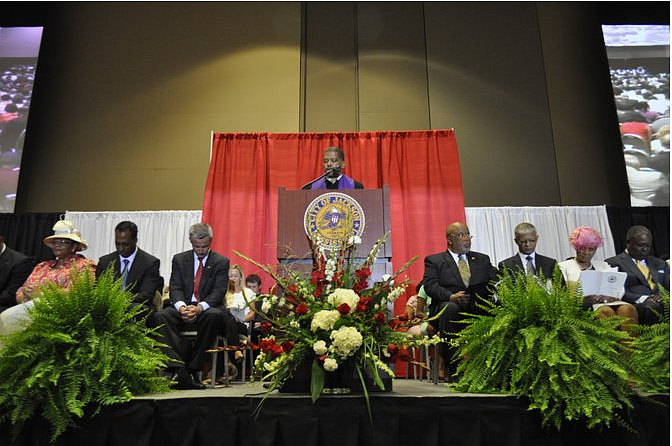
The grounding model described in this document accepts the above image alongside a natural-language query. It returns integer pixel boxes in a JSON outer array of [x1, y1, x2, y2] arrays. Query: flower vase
[[324, 360, 353, 394]]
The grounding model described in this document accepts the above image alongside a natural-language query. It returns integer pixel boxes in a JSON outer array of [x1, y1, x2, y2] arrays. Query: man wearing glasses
[[422, 221, 498, 381]]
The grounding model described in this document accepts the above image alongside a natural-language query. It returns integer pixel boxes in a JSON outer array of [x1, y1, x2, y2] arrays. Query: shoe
[[173, 368, 206, 390]]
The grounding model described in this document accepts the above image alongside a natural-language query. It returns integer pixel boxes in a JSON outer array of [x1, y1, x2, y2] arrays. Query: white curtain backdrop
[[65, 206, 614, 282], [466, 205, 616, 266], [65, 211, 203, 283]]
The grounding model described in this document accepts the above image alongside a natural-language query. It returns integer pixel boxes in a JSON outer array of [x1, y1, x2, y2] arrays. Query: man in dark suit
[[498, 222, 557, 279], [301, 146, 364, 190], [0, 235, 36, 313], [606, 225, 669, 325], [151, 223, 229, 390], [423, 222, 499, 380], [95, 221, 163, 316]]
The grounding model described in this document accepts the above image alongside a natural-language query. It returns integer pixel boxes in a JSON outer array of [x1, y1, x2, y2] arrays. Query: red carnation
[[281, 340, 295, 353], [311, 269, 326, 284], [313, 287, 323, 298], [271, 343, 284, 356], [337, 303, 351, 315], [398, 348, 411, 361], [356, 296, 372, 312], [295, 303, 309, 315], [374, 312, 386, 324]]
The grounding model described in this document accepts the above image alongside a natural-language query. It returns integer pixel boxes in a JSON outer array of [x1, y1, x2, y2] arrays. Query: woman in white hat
[[15, 220, 96, 303], [0, 220, 95, 336]]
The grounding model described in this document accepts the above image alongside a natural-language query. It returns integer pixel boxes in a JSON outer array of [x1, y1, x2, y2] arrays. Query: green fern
[[453, 269, 636, 430], [0, 268, 171, 442], [628, 288, 670, 392]]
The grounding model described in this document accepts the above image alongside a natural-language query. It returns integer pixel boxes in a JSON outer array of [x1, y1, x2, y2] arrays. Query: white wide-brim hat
[[43, 219, 88, 251]]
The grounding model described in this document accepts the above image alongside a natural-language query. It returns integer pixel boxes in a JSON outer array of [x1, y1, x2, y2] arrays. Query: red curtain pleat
[[202, 130, 465, 316]]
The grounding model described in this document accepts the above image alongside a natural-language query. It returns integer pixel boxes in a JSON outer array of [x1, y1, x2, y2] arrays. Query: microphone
[[300, 168, 338, 189]]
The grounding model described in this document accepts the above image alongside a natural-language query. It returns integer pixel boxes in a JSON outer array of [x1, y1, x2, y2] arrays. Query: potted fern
[[452, 269, 637, 430], [0, 268, 171, 442]]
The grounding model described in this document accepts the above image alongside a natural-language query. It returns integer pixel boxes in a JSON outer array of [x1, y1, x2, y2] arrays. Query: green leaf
[[310, 359, 324, 402]]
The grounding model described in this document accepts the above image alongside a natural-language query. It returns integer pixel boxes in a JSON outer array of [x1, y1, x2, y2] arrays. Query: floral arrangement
[[235, 232, 440, 417]]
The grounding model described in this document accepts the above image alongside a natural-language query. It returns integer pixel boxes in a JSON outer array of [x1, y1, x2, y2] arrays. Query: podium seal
[[304, 192, 365, 249]]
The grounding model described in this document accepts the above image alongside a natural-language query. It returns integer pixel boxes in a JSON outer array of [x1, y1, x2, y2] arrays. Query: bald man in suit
[[96, 221, 163, 316], [423, 222, 498, 380], [0, 236, 36, 313], [606, 225, 669, 325]]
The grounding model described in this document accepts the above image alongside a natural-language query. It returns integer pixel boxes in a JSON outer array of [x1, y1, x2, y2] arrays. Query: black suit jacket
[[96, 249, 163, 310], [423, 250, 499, 316], [0, 246, 36, 312], [605, 252, 670, 304], [169, 250, 229, 309], [498, 253, 557, 279]]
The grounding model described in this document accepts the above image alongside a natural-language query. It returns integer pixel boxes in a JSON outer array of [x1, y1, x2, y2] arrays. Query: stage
[[1, 380, 668, 446]]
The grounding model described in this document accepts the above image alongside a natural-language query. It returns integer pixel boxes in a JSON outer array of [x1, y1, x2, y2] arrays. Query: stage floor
[[135, 378, 498, 400]]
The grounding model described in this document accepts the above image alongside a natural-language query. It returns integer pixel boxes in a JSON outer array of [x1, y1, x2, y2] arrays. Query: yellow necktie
[[636, 260, 656, 290], [458, 254, 471, 287]]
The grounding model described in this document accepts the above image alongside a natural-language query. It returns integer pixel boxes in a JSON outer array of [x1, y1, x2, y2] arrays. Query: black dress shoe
[[173, 368, 206, 390]]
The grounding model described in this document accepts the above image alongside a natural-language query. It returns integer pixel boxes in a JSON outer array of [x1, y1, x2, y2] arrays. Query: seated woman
[[405, 284, 435, 337], [0, 220, 95, 335], [557, 226, 638, 333]]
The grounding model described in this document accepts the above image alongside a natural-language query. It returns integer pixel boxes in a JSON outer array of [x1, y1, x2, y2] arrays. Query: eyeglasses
[[51, 239, 74, 246], [450, 232, 473, 240]]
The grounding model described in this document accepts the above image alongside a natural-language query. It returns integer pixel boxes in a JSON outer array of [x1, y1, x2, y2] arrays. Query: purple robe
[[310, 174, 356, 190]]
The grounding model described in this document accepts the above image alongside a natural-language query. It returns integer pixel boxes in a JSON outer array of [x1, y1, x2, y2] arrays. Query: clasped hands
[[450, 291, 470, 308], [587, 295, 618, 305], [179, 304, 203, 323]]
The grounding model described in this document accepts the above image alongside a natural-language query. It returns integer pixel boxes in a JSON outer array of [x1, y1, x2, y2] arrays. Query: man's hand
[[179, 304, 202, 323], [450, 291, 470, 308]]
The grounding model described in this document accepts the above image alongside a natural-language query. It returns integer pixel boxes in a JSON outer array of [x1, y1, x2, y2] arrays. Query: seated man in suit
[[95, 221, 163, 316], [422, 222, 499, 380], [606, 225, 669, 325], [151, 223, 230, 389], [498, 222, 557, 278], [0, 234, 36, 313], [301, 146, 364, 190]]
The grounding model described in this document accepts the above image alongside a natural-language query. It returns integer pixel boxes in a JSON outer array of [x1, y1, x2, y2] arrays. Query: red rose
[[281, 340, 295, 353], [294, 303, 309, 315], [374, 312, 386, 324], [337, 303, 351, 315]]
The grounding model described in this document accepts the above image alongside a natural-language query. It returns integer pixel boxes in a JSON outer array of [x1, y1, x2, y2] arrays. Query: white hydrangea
[[323, 357, 339, 372], [330, 325, 363, 359], [327, 288, 359, 313], [313, 340, 328, 355], [311, 310, 341, 332]]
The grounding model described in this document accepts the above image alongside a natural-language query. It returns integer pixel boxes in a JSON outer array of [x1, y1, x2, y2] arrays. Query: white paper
[[579, 270, 627, 298]]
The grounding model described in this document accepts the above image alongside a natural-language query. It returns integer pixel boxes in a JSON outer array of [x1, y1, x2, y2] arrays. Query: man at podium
[[301, 146, 364, 190]]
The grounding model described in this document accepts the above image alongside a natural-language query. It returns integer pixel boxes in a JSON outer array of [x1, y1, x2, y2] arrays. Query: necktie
[[194, 259, 204, 302], [636, 260, 656, 290], [121, 259, 130, 288], [458, 254, 471, 287], [525, 255, 535, 275]]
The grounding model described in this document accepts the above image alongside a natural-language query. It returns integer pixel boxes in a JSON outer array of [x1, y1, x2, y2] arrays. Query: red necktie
[[194, 259, 204, 302]]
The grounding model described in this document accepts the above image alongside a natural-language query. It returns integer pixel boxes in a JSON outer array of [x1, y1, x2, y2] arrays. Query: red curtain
[[202, 130, 465, 315]]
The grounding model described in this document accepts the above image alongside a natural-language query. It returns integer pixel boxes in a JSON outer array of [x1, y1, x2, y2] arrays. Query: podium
[[277, 186, 393, 283]]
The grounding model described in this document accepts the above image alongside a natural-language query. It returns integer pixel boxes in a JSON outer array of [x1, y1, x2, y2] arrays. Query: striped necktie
[[121, 259, 130, 288], [458, 254, 471, 287], [525, 256, 535, 275]]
